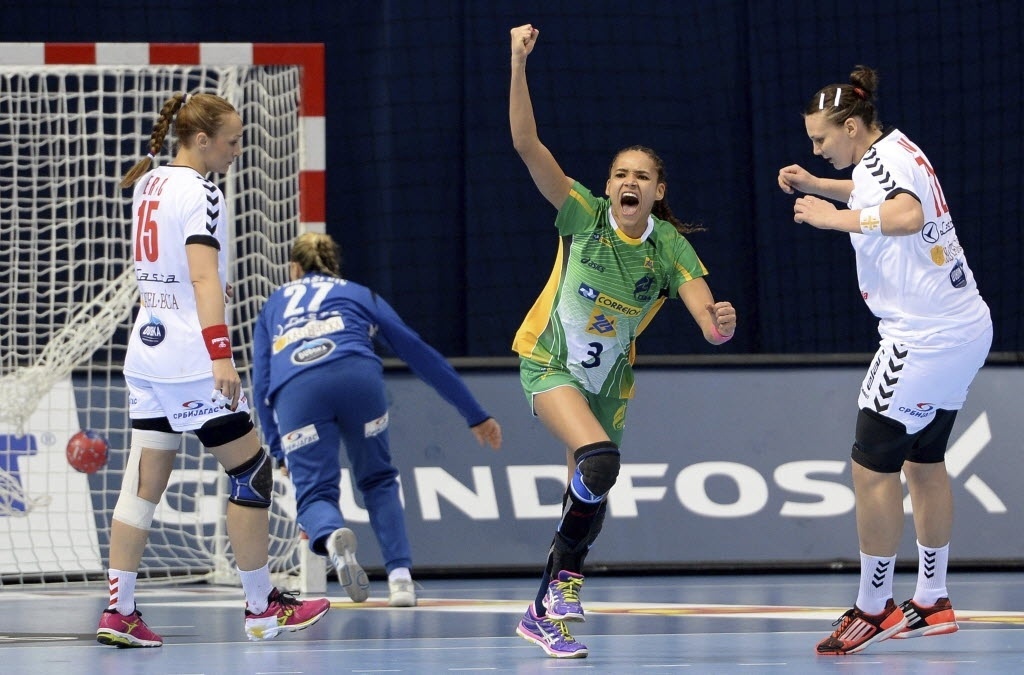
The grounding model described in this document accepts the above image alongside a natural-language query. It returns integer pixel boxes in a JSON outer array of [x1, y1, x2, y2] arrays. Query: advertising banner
[[341, 366, 1021, 572], [3, 366, 1019, 577]]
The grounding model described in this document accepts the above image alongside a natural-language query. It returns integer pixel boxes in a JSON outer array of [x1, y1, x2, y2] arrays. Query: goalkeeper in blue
[[252, 232, 502, 606]]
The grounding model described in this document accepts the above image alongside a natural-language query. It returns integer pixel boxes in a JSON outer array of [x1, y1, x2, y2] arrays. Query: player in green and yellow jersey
[[509, 24, 737, 659]]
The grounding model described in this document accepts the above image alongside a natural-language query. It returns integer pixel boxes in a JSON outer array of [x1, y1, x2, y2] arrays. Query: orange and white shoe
[[816, 599, 907, 655], [893, 597, 959, 638]]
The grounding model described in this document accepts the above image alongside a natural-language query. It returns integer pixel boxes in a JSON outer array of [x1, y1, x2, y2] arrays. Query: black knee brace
[[195, 411, 254, 448], [570, 441, 620, 502], [851, 408, 912, 473]]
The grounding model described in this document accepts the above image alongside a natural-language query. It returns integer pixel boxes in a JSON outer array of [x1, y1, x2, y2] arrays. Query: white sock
[[108, 568, 137, 615], [855, 552, 896, 615], [238, 564, 274, 614], [913, 541, 950, 607], [388, 567, 412, 583]]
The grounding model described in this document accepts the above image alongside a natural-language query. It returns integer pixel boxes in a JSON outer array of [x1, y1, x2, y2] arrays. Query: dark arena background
[[3, 1, 1018, 360]]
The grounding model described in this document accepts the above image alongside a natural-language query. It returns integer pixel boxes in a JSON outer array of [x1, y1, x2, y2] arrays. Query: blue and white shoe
[[516, 604, 588, 658], [543, 570, 585, 621]]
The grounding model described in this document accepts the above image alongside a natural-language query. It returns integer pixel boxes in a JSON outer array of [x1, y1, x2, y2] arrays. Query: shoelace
[[556, 577, 583, 603], [270, 589, 303, 607], [554, 620, 578, 643], [539, 615, 579, 643], [831, 609, 856, 632]]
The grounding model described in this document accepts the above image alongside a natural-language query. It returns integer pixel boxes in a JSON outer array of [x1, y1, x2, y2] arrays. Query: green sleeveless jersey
[[513, 181, 708, 399]]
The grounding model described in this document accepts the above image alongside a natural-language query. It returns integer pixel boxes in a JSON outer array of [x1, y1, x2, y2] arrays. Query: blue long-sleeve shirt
[[252, 273, 489, 459]]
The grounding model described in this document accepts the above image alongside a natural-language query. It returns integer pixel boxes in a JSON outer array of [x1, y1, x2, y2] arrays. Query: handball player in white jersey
[[779, 66, 992, 656], [97, 92, 329, 648]]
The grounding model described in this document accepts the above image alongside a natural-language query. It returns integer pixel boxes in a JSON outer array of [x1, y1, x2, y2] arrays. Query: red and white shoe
[[96, 609, 163, 648], [244, 588, 331, 641]]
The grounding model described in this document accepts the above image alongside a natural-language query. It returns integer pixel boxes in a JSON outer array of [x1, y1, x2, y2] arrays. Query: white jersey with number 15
[[123, 165, 230, 382]]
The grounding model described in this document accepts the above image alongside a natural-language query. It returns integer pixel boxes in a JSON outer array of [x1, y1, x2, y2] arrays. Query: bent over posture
[[98, 92, 329, 648], [779, 65, 991, 656], [252, 232, 502, 607]]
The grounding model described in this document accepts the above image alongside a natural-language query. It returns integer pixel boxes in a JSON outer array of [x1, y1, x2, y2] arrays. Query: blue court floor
[[1, 571, 1023, 674]]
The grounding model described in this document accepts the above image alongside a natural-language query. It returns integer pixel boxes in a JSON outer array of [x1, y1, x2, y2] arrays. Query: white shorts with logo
[[126, 375, 251, 433], [858, 325, 992, 434]]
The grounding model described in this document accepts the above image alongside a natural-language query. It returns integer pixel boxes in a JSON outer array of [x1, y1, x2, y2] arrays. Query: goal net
[[0, 44, 324, 589]]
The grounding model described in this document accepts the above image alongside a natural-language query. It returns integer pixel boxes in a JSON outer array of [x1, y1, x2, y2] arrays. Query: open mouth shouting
[[620, 191, 641, 217]]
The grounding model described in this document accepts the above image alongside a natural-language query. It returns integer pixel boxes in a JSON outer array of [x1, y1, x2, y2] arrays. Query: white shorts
[[858, 326, 992, 434], [126, 375, 251, 433]]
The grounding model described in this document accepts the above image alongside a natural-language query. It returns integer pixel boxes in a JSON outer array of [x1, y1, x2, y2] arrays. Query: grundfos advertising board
[[327, 365, 1021, 571], [2, 366, 1019, 576]]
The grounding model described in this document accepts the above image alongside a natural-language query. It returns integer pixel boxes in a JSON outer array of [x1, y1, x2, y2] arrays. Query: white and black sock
[[912, 541, 950, 607], [855, 552, 896, 615]]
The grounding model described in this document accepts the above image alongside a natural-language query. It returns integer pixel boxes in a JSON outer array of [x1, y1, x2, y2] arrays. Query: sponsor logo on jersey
[[282, 424, 319, 454], [898, 402, 935, 419], [634, 275, 654, 302], [141, 292, 180, 310], [578, 283, 599, 301], [594, 293, 642, 317], [930, 239, 964, 266], [590, 232, 612, 247], [612, 403, 627, 430], [949, 260, 967, 288], [921, 219, 954, 244], [291, 338, 336, 365], [135, 270, 181, 284], [861, 351, 882, 397], [139, 317, 166, 347], [580, 257, 605, 273], [273, 316, 345, 354], [172, 399, 211, 421], [586, 310, 617, 337], [364, 411, 389, 438]]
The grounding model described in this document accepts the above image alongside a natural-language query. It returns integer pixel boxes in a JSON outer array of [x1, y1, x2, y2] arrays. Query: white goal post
[[0, 42, 325, 590]]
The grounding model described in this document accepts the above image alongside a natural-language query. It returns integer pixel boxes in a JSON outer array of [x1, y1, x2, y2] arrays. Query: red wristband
[[202, 324, 232, 360]]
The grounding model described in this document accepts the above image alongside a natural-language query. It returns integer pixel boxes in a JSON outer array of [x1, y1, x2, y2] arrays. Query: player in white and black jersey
[[779, 65, 992, 656], [97, 92, 329, 648]]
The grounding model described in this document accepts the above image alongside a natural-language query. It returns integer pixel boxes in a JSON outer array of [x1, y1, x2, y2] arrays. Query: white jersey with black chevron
[[123, 165, 230, 382], [847, 129, 990, 348]]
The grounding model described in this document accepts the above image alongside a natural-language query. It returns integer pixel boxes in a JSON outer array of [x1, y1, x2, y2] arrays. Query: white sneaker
[[388, 578, 416, 607], [327, 528, 369, 602]]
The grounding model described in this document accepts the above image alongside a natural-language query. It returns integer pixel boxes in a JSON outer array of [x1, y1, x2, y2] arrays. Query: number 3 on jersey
[[581, 341, 603, 368], [135, 200, 159, 262]]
